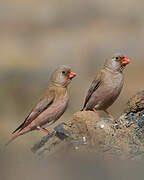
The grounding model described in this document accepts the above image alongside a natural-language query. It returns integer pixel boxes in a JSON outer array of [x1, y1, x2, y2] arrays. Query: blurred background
[[0, 0, 144, 179]]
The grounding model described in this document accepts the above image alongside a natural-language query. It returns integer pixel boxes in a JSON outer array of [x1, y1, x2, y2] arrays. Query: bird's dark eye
[[62, 71, 66, 74], [116, 57, 119, 60]]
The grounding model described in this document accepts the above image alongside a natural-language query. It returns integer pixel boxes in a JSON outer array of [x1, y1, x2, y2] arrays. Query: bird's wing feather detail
[[82, 71, 104, 110], [12, 90, 55, 134]]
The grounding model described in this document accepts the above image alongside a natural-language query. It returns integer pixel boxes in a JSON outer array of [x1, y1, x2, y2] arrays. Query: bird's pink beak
[[121, 56, 130, 66], [68, 70, 76, 79]]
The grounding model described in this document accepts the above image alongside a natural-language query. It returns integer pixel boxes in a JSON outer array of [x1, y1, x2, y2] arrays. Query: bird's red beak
[[121, 56, 130, 66], [68, 70, 76, 79]]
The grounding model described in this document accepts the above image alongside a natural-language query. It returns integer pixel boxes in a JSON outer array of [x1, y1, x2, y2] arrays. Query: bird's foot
[[104, 110, 115, 120], [93, 108, 100, 118]]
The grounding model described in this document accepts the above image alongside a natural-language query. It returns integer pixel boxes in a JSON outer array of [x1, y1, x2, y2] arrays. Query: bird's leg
[[37, 126, 51, 135], [104, 110, 114, 120], [37, 126, 56, 136], [93, 108, 100, 118]]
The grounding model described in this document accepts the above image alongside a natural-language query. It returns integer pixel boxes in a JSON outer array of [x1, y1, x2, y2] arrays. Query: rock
[[31, 91, 144, 160], [125, 90, 144, 113], [71, 111, 115, 152]]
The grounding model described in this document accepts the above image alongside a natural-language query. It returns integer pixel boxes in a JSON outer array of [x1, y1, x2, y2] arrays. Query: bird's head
[[105, 53, 130, 72], [50, 65, 76, 87]]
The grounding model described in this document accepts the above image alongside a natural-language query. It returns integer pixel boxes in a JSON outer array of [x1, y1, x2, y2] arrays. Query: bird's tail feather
[[6, 126, 32, 146], [5, 128, 28, 146], [12, 121, 25, 134], [5, 133, 20, 146]]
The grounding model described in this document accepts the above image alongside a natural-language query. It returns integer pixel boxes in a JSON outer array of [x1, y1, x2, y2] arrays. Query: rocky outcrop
[[31, 91, 144, 160]]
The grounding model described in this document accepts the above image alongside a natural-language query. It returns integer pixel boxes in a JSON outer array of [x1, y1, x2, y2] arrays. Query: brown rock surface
[[32, 91, 144, 160], [125, 90, 144, 113]]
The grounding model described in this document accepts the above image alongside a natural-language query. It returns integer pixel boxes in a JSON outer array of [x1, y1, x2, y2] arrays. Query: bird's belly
[[33, 98, 69, 127], [95, 84, 122, 110], [42, 120, 55, 128], [87, 80, 123, 111]]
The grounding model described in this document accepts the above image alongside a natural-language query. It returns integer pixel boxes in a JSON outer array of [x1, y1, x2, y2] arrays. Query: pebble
[[100, 124, 105, 129]]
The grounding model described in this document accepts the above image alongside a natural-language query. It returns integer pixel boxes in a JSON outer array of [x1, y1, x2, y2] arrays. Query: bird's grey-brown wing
[[12, 89, 55, 134], [82, 71, 104, 110]]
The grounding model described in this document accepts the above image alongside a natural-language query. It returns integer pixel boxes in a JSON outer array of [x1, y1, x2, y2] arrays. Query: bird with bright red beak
[[6, 65, 76, 146], [82, 53, 130, 120]]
